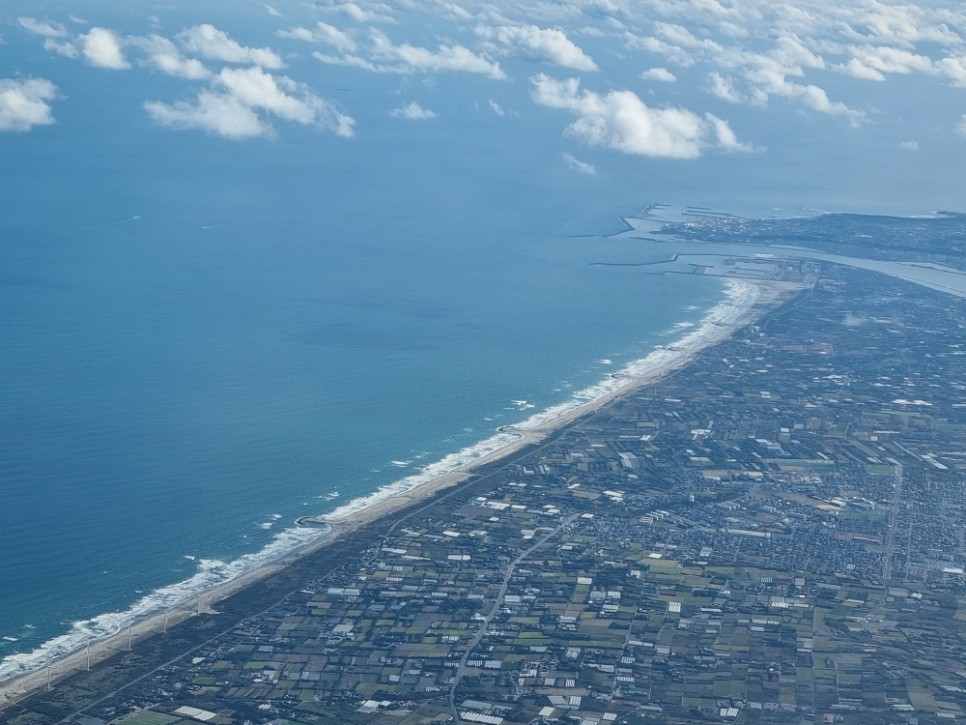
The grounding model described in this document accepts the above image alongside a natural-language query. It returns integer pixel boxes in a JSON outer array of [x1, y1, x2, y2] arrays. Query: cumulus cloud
[[432, 1, 474, 22], [370, 31, 505, 78], [762, 75, 864, 124], [648, 22, 726, 60], [769, 34, 825, 71], [531, 74, 751, 159], [562, 152, 597, 175], [936, 55, 966, 87], [178, 24, 284, 69], [18, 17, 69, 38], [313, 30, 504, 78], [702, 39, 865, 123], [0, 77, 58, 132], [131, 35, 211, 79], [624, 32, 698, 68], [838, 45, 935, 81], [626, 18, 869, 125], [641, 67, 676, 82], [320, 1, 396, 24], [215, 67, 314, 123], [707, 72, 744, 102], [390, 101, 436, 119], [145, 92, 268, 140], [838, 58, 887, 81], [476, 24, 598, 71], [312, 51, 400, 73], [845, 1, 959, 45], [145, 66, 354, 140], [278, 27, 314, 43], [43, 39, 80, 59], [483, 98, 518, 118], [80, 27, 130, 69], [737, 47, 863, 123], [703, 113, 757, 153], [278, 22, 357, 53]]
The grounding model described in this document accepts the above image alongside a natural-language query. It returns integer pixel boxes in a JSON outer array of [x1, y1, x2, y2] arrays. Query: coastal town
[[3, 233, 966, 724]]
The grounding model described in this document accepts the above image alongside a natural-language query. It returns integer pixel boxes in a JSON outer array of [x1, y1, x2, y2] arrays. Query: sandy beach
[[0, 276, 802, 709]]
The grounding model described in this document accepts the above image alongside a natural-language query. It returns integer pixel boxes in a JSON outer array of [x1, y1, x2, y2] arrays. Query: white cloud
[[178, 25, 285, 69], [313, 30, 504, 78], [936, 55, 966, 87], [625, 15, 870, 125], [215, 67, 314, 123], [707, 41, 866, 123], [838, 45, 934, 81], [897, 140, 918, 151], [654, 22, 711, 50], [769, 34, 824, 71], [279, 27, 315, 43], [43, 38, 80, 59], [80, 27, 130, 69], [562, 152, 597, 175], [838, 58, 886, 81], [768, 77, 863, 124], [390, 101, 436, 119], [264, 4, 283, 18], [845, 2, 960, 45], [145, 92, 269, 139], [370, 31, 505, 78], [0, 77, 58, 132], [312, 51, 401, 73], [957, 115, 966, 138], [132, 35, 211, 79], [530, 74, 750, 159], [739, 46, 862, 121], [707, 71, 743, 102], [489, 99, 506, 116], [145, 67, 354, 140], [278, 22, 357, 53], [704, 112, 756, 153], [476, 24, 598, 71], [320, 1, 396, 24], [394, 43, 504, 77], [624, 32, 697, 67], [857, 46, 933, 75], [18, 17, 69, 38], [641, 67, 676, 82], [430, 1, 474, 22]]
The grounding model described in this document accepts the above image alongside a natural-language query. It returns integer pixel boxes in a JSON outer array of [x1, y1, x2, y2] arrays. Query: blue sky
[[3, 0, 966, 212]]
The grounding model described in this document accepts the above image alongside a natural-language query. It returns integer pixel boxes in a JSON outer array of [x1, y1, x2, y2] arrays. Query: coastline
[[0, 275, 802, 709]]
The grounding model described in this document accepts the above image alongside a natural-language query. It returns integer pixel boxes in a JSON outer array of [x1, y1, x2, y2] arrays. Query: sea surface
[[0, 28, 735, 680]]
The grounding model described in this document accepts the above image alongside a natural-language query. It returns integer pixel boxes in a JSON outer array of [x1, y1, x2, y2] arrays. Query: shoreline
[[0, 276, 803, 709]]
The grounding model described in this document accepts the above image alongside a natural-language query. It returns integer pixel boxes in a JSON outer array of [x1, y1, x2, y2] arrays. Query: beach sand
[[0, 276, 802, 709]]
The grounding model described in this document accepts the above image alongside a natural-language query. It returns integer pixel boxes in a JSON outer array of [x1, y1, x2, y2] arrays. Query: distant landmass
[[657, 211, 966, 267]]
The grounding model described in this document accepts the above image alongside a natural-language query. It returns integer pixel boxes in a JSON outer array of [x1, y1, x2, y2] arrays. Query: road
[[448, 515, 578, 724]]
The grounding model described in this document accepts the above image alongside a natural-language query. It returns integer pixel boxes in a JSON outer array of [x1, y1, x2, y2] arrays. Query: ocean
[[0, 15, 730, 681]]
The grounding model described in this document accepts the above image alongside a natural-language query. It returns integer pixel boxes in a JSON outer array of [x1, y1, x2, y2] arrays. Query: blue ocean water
[[0, 13, 728, 679]]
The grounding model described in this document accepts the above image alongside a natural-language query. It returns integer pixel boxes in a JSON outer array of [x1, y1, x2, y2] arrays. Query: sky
[[3, 0, 966, 213]]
